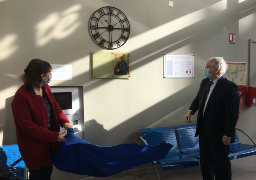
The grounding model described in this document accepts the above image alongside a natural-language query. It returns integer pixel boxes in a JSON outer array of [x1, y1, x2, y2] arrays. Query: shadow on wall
[[2, 96, 17, 145], [84, 119, 108, 145]]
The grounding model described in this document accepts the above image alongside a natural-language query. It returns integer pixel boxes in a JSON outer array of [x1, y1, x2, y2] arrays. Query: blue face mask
[[45, 74, 52, 84], [203, 69, 212, 79]]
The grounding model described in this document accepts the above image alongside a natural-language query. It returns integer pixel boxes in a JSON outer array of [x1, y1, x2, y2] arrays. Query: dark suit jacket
[[189, 75, 239, 144]]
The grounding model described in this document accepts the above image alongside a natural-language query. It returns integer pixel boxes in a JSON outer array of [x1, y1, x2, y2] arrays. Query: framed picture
[[92, 52, 130, 79]]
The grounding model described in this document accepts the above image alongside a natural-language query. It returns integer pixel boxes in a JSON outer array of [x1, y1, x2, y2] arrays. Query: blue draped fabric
[[53, 128, 173, 177]]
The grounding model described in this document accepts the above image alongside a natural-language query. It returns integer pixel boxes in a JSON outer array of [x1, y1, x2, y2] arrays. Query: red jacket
[[11, 83, 69, 169]]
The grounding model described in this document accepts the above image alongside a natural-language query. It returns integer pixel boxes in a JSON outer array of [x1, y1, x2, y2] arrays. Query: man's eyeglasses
[[205, 66, 215, 69]]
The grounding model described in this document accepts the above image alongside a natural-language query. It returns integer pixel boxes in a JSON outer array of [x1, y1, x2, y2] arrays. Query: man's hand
[[63, 122, 73, 130], [185, 111, 192, 123], [222, 136, 231, 145], [57, 131, 67, 142]]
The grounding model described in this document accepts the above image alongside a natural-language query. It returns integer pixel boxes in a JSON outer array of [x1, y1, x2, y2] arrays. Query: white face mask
[[203, 69, 212, 79]]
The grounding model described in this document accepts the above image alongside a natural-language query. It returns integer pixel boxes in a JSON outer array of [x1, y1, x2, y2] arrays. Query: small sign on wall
[[229, 33, 235, 44], [51, 64, 72, 80]]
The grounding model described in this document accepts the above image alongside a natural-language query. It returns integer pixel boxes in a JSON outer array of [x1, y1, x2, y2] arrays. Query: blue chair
[[229, 128, 256, 159], [174, 124, 235, 160], [0, 144, 25, 180], [139, 126, 199, 180], [139, 125, 256, 180], [173, 125, 199, 158]]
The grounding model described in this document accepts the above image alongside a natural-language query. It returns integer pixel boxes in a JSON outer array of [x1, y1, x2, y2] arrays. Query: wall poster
[[164, 54, 194, 78], [225, 62, 247, 85], [92, 52, 130, 79]]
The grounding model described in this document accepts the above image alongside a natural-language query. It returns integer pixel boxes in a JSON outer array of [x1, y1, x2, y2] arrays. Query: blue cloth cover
[[53, 128, 173, 177]]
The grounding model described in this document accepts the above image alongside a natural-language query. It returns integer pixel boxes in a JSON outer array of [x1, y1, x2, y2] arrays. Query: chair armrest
[[235, 128, 256, 146], [139, 136, 148, 145]]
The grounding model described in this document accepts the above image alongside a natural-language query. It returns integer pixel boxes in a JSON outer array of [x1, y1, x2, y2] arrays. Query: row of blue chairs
[[139, 124, 256, 180]]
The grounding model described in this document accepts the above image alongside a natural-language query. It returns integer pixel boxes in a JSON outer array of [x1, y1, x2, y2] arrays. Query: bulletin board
[[164, 54, 194, 78], [92, 52, 130, 79], [225, 62, 247, 85]]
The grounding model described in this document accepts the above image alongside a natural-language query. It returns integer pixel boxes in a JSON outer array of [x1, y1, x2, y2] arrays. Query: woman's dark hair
[[20, 59, 52, 87]]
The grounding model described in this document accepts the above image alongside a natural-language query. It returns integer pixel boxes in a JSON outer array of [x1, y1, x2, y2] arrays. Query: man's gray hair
[[209, 57, 227, 74]]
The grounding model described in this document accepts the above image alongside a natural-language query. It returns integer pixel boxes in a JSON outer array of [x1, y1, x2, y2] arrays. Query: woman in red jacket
[[11, 59, 72, 180]]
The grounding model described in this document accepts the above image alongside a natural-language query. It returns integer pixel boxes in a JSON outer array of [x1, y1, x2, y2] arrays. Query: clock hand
[[110, 27, 130, 31], [112, 21, 119, 27], [100, 29, 108, 35], [109, 13, 112, 27], [102, 16, 109, 25], [109, 31, 112, 42], [112, 20, 128, 29], [99, 19, 107, 27]]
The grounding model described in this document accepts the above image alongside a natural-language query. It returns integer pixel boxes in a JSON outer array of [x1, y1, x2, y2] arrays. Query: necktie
[[205, 81, 213, 100], [202, 81, 213, 116]]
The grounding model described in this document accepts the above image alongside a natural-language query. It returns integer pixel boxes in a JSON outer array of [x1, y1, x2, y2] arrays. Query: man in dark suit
[[185, 57, 239, 180]]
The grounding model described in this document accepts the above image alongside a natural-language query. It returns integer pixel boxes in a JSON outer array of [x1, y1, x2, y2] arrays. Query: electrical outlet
[[73, 119, 81, 133]]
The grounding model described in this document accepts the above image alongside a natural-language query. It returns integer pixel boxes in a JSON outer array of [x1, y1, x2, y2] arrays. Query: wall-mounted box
[[245, 87, 256, 106]]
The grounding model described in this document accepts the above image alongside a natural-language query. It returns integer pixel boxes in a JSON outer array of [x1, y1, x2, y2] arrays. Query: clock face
[[88, 6, 130, 50]]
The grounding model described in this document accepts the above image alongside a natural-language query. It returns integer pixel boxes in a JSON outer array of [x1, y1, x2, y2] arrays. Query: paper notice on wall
[[164, 54, 194, 78], [51, 64, 72, 80]]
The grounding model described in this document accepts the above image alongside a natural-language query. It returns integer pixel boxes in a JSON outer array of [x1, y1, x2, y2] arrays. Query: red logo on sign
[[229, 33, 235, 44]]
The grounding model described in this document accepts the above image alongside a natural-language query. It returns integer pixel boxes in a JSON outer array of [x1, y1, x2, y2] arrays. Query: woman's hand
[[63, 122, 73, 130], [57, 131, 67, 142]]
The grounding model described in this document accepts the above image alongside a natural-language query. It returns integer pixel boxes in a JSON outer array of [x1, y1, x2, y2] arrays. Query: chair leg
[[153, 161, 160, 180], [138, 166, 143, 178], [24, 165, 29, 180]]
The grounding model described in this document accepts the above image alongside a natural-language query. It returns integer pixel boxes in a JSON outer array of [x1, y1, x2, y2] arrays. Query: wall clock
[[88, 6, 130, 50]]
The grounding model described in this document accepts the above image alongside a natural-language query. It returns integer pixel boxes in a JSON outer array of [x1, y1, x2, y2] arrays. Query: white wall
[[1, 0, 256, 179]]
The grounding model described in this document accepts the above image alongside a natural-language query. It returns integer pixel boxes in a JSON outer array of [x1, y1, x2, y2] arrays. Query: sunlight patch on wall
[[239, 6, 256, 15], [122, 0, 227, 52], [5, 74, 19, 79], [0, 34, 18, 61], [71, 57, 90, 78], [239, 0, 246, 3], [148, 103, 190, 128], [35, 4, 82, 47], [130, 34, 198, 67], [0, 85, 19, 111], [239, 12, 256, 35]]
